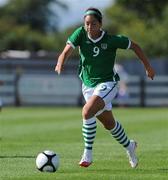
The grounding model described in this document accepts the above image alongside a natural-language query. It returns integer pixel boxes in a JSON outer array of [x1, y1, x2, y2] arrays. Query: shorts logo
[[101, 43, 107, 49], [99, 85, 107, 91]]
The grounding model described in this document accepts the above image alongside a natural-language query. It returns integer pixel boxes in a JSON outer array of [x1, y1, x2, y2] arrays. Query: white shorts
[[82, 81, 119, 116]]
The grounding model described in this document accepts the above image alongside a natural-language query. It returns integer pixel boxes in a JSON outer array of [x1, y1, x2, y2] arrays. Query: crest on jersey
[[101, 43, 107, 49]]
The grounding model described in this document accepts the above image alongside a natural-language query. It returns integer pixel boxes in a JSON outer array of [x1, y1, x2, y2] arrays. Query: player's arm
[[130, 41, 155, 80], [55, 44, 74, 74]]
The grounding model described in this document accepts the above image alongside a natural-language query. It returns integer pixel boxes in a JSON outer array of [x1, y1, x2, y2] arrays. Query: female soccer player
[[55, 7, 155, 168]]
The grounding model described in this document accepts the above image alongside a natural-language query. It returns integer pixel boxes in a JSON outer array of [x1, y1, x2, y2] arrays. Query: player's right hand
[[55, 63, 63, 75]]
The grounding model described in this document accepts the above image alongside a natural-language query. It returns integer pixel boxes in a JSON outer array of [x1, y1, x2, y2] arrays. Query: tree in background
[[104, 0, 168, 58], [117, 0, 168, 21], [0, 0, 168, 57], [0, 0, 67, 51], [0, 0, 67, 33]]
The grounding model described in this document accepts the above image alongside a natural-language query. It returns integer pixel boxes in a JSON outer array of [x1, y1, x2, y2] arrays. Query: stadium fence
[[0, 73, 168, 107], [0, 57, 168, 107]]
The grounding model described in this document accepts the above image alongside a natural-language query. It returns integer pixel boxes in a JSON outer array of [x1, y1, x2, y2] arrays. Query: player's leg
[[79, 94, 105, 167], [96, 110, 130, 148], [79, 82, 118, 167], [96, 110, 138, 168]]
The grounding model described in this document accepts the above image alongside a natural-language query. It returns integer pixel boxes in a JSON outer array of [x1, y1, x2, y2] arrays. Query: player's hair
[[84, 7, 102, 23]]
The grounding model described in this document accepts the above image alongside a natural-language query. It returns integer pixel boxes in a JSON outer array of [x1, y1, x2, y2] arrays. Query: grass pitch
[[0, 107, 168, 180]]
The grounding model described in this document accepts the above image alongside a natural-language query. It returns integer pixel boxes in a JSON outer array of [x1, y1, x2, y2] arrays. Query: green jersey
[[67, 26, 131, 87]]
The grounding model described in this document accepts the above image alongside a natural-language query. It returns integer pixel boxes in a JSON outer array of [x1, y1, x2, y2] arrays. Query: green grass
[[0, 107, 168, 180]]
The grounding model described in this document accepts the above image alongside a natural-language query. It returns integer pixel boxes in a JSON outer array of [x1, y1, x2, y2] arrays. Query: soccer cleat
[[79, 161, 92, 167], [126, 140, 138, 168], [79, 151, 92, 167]]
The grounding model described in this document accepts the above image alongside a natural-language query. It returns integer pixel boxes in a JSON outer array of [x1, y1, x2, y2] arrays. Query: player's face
[[84, 15, 102, 39]]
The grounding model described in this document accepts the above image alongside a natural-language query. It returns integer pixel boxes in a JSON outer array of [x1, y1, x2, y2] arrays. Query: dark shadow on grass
[[0, 155, 35, 159], [83, 168, 168, 174], [59, 169, 114, 175], [132, 168, 168, 174], [157, 169, 168, 172]]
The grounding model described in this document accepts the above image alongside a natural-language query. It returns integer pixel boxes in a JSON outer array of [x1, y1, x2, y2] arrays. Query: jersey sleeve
[[111, 35, 131, 49], [67, 27, 83, 49]]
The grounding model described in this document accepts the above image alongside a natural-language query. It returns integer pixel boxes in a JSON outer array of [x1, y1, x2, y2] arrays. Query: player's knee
[[82, 105, 93, 119]]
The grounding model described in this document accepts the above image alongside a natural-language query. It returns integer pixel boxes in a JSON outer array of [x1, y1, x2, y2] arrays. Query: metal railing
[[0, 73, 168, 107]]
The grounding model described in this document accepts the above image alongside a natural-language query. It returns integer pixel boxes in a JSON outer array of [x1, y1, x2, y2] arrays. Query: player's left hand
[[146, 66, 155, 80]]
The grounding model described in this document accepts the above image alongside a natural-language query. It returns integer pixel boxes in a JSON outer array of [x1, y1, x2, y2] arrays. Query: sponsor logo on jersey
[[86, 41, 91, 44], [101, 43, 107, 49]]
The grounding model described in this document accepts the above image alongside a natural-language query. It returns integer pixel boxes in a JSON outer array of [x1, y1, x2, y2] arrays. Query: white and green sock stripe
[[82, 117, 97, 150], [111, 121, 130, 148]]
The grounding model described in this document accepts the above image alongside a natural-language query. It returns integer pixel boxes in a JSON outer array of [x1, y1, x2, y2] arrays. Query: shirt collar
[[88, 30, 105, 43]]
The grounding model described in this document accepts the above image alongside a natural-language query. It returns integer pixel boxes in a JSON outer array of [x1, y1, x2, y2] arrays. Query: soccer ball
[[36, 150, 59, 172]]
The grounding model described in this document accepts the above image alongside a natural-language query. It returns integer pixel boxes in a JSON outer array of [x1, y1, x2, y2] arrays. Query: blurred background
[[0, 0, 168, 108]]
